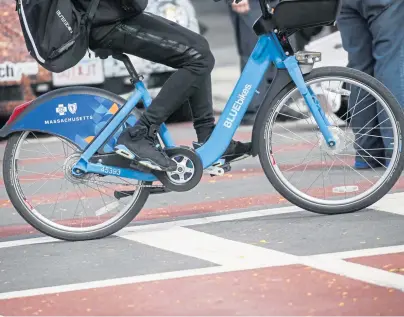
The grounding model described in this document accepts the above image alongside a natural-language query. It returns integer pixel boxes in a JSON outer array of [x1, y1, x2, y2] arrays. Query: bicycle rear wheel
[[258, 66, 404, 214], [3, 131, 150, 241]]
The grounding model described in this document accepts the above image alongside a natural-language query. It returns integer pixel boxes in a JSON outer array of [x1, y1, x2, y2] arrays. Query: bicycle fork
[[284, 56, 336, 147]]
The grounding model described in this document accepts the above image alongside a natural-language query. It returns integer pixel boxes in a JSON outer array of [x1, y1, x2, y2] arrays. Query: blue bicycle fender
[[0, 87, 139, 154]]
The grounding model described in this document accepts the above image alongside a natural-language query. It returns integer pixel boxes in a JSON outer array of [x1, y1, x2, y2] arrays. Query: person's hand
[[231, 0, 250, 14]]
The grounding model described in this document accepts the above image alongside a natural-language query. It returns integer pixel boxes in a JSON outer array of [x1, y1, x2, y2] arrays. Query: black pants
[[90, 12, 216, 142]]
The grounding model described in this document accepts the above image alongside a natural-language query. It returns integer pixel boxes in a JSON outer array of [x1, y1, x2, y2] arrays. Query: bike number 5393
[[101, 166, 121, 176]]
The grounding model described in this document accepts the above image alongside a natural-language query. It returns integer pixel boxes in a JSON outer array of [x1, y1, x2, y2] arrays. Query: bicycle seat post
[[112, 53, 143, 84]]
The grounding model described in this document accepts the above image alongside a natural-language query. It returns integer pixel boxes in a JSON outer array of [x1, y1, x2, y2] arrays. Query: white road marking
[[316, 244, 404, 259], [118, 205, 301, 234], [2, 185, 403, 250], [0, 205, 301, 250], [371, 192, 404, 216], [121, 227, 297, 268], [1, 243, 404, 300], [300, 257, 404, 291], [0, 237, 57, 250], [0, 192, 404, 299], [0, 266, 239, 300]]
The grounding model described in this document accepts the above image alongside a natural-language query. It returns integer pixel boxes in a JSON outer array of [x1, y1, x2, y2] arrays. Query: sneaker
[[222, 139, 252, 163], [115, 124, 177, 172], [194, 129, 252, 164]]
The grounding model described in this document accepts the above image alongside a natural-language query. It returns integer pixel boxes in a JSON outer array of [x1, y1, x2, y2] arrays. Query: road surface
[[0, 117, 404, 315]]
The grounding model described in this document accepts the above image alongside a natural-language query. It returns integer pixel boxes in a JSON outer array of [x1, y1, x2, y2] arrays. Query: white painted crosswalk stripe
[[1, 191, 404, 300], [0, 205, 301, 250], [121, 226, 297, 269], [300, 257, 404, 291], [371, 192, 404, 216], [1, 190, 403, 252]]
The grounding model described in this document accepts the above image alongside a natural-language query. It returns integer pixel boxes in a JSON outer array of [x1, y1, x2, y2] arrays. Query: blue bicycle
[[2, 0, 404, 241]]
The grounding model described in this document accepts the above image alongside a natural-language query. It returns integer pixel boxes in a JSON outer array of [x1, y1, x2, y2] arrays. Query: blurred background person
[[337, 0, 404, 169]]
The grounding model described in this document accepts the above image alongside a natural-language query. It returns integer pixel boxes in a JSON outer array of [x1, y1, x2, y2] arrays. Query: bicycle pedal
[[205, 166, 224, 177], [222, 163, 231, 173], [205, 159, 231, 177], [150, 187, 171, 195], [114, 190, 135, 200], [115, 145, 135, 160], [114, 187, 170, 199]]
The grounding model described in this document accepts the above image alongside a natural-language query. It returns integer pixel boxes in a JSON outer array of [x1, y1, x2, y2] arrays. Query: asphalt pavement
[[1, 118, 404, 315]]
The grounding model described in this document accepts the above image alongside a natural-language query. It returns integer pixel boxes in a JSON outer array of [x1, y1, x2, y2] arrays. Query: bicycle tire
[[3, 131, 151, 241], [258, 66, 404, 215]]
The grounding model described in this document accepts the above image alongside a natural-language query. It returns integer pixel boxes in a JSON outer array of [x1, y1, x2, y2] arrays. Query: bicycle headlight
[[154, 1, 190, 27]]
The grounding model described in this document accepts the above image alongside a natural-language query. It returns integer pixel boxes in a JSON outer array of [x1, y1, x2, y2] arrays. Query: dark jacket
[[73, 0, 141, 27]]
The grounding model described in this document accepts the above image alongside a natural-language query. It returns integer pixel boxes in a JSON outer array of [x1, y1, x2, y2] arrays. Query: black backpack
[[15, 0, 101, 73], [121, 0, 148, 12]]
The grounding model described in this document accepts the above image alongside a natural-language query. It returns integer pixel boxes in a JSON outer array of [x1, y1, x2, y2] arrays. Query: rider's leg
[[189, 74, 252, 163], [90, 13, 250, 171]]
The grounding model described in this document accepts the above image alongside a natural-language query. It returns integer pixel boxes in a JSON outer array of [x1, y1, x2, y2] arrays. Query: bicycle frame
[[71, 31, 336, 182]]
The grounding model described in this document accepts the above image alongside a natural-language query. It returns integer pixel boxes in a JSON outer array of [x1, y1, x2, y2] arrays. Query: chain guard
[[152, 146, 203, 192], [90, 147, 204, 193]]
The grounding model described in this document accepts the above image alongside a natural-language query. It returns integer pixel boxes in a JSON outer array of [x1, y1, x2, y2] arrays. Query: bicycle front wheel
[[3, 131, 150, 241], [258, 66, 404, 214]]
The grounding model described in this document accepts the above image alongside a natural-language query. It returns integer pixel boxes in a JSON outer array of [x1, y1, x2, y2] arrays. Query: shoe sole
[[114, 145, 176, 172], [192, 142, 251, 164], [223, 153, 251, 164]]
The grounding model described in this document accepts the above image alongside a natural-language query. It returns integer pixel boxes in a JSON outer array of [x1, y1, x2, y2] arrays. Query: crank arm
[[149, 187, 171, 195], [114, 187, 170, 199]]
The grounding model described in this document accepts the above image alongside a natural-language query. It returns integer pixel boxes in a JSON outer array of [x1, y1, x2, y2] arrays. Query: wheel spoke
[[5, 132, 146, 239], [265, 73, 401, 210]]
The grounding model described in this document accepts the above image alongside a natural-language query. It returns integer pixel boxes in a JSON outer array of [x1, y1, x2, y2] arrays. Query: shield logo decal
[[68, 103, 77, 115]]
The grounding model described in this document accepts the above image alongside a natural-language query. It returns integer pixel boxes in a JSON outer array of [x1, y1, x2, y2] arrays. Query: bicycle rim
[[8, 131, 146, 234], [263, 75, 402, 207]]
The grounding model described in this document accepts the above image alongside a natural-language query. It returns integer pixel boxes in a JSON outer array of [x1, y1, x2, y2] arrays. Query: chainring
[[152, 146, 203, 192]]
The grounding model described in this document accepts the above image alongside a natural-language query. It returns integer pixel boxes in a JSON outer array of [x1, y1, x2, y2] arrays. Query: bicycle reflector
[[6, 101, 32, 125]]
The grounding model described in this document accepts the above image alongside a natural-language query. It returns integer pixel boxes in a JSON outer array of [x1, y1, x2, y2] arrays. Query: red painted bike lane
[[1, 258, 404, 316]]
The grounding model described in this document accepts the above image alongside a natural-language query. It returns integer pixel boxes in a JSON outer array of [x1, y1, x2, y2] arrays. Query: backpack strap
[[84, 0, 101, 25]]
